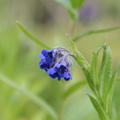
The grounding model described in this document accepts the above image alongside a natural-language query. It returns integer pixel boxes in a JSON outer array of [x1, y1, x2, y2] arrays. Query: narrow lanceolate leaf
[[0, 73, 57, 120], [70, 0, 84, 8], [88, 95, 109, 120], [73, 26, 120, 42], [16, 21, 50, 49], [84, 69, 95, 92], [99, 45, 112, 98], [105, 72, 117, 117], [90, 46, 103, 90], [63, 80, 86, 100], [106, 72, 117, 95], [90, 52, 99, 88]]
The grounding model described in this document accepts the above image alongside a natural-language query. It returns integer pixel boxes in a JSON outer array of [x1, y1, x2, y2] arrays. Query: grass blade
[[0, 73, 57, 120], [16, 21, 50, 49], [73, 26, 120, 42]]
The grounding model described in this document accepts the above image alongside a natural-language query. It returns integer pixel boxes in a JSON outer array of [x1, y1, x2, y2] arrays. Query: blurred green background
[[0, 0, 120, 120]]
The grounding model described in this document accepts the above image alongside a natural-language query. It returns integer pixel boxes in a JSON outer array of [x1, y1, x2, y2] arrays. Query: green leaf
[[63, 80, 86, 100], [84, 69, 95, 92], [105, 72, 117, 117], [107, 72, 116, 95], [0, 73, 57, 120], [88, 95, 109, 120], [70, 0, 84, 8], [16, 21, 50, 49], [73, 26, 120, 42], [90, 46, 103, 90], [90, 52, 99, 88], [102, 72, 117, 118], [99, 45, 112, 98]]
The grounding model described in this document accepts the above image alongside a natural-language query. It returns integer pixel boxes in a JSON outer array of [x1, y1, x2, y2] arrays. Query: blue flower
[[54, 60, 71, 80], [47, 68, 59, 79], [38, 47, 73, 81], [38, 49, 55, 71], [47, 61, 71, 81]]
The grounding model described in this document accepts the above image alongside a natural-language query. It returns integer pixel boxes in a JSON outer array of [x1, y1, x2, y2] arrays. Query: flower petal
[[47, 68, 58, 79]]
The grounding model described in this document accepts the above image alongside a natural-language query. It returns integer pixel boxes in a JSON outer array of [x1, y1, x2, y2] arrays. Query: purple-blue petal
[[38, 54, 45, 60], [38, 48, 72, 81], [64, 72, 71, 81], [47, 68, 58, 78]]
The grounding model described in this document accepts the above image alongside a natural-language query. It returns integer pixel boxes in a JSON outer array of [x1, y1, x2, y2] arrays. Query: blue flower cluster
[[38, 47, 72, 81]]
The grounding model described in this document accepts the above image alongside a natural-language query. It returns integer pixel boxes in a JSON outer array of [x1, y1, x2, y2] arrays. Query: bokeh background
[[0, 0, 120, 120]]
